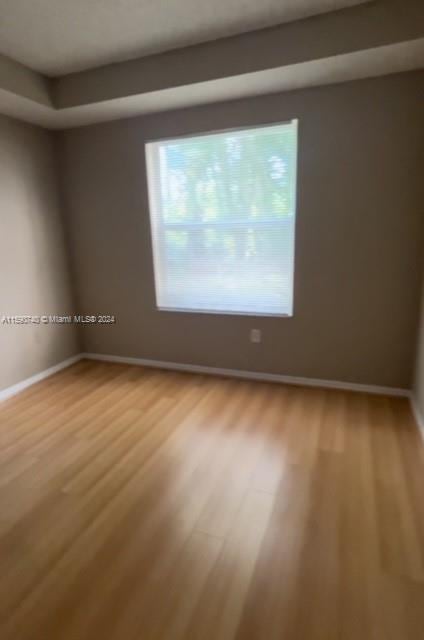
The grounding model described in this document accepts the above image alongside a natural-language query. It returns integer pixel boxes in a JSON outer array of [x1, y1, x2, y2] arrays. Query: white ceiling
[[0, 0, 369, 77], [52, 39, 424, 129], [1, 38, 422, 130]]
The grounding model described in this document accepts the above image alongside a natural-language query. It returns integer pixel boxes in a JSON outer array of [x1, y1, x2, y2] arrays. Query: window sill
[[156, 306, 292, 318]]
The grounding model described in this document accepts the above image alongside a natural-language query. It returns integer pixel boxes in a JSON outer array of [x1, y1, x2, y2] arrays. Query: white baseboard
[[82, 352, 409, 397], [0, 354, 82, 403], [0, 350, 411, 406], [410, 395, 424, 441]]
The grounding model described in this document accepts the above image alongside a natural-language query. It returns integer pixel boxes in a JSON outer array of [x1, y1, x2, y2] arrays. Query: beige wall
[[61, 71, 424, 389], [0, 115, 79, 392], [414, 275, 424, 418]]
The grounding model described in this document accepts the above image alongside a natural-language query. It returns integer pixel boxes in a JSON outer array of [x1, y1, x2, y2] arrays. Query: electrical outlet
[[250, 329, 261, 343]]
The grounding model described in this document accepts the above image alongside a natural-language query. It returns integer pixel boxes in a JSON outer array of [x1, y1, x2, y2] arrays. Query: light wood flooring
[[0, 360, 423, 640]]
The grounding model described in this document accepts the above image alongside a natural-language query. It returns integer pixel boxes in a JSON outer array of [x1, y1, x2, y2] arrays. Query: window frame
[[145, 120, 299, 318]]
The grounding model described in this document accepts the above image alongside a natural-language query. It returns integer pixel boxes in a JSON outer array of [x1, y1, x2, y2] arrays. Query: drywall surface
[[414, 274, 424, 419], [61, 71, 424, 388], [0, 115, 78, 391]]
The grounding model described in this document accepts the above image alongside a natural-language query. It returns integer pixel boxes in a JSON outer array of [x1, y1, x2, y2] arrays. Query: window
[[146, 120, 298, 316]]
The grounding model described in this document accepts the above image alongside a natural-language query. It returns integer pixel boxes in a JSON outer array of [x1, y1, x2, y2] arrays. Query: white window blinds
[[146, 120, 298, 316]]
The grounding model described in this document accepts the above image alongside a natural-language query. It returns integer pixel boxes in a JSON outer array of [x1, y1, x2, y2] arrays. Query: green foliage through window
[[146, 120, 298, 316]]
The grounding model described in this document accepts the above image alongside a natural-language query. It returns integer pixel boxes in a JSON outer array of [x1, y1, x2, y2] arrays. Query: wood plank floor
[[1, 360, 423, 640]]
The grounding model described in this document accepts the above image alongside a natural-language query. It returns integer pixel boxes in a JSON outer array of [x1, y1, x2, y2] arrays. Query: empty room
[[0, 1, 423, 638]]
